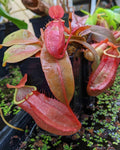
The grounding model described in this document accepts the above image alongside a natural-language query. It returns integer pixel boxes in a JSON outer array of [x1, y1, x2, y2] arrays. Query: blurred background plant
[[0, 0, 28, 29], [81, 5, 120, 30]]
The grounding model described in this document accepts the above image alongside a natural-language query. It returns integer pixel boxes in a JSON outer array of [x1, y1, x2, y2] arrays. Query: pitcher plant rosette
[[0, 5, 120, 136]]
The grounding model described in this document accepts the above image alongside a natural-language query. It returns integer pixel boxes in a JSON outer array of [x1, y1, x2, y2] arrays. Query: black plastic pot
[[0, 22, 19, 78], [0, 110, 35, 150]]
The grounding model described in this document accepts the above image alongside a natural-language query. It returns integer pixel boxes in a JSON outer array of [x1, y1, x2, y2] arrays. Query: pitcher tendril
[[0, 108, 24, 131]]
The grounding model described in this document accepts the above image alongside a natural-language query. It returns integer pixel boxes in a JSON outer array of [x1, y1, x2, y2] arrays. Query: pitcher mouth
[[103, 48, 120, 58], [13, 85, 37, 105]]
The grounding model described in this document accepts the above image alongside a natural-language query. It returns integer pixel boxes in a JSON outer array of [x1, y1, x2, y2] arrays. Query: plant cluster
[[0, 4, 120, 137], [81, 6, 120, 29], [0, 0, 27, 29]]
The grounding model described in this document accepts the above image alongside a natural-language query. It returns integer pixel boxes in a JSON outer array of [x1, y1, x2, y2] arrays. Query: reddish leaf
[[90, 25, 116, 43], [69, 12, 89, 32], [2, 29, 41, 47], [7, 74, 27, 88], [72, 26, 91, 36], [45, 20, 65, 59], [14, 86, 81, 135], [3, 44, 41, 66], [49, 5, 64, 19], [40, 44, 75, 105]]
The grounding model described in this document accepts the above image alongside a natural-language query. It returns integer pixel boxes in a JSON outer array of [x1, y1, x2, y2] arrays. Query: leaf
[[49, 5, 64, 19], [0, 6, 27, 29], [114, 12, 120, 24], [80, 9, 90, 15], [3, 44, 41, 66], [40, 44, 75, 105], [7, 74, 27, 88], [14, 86, 81, 135], [73, 26, 91, 36], [2, 29, 41, 47], [70, 12, 89, 31], [105, 17, 117, 29], [83, 7, 120, 29], [80, 9, 100, 26], [95, 8, 120, 29], [85, 12, 98, 25], [90, 25, 116, 43], [111, 6, 120, 14]]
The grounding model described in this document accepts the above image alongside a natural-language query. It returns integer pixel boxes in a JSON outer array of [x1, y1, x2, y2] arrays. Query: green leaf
[[0, 6, 28, 29], [82, 7, 120, 29], [95, 8, 120, 29], [85, 12, 97, 25], [80, 9, 97, 25], [114, 12, 120, 23], [3, 44, 41, 66], [80, 9, 90, 15], [105, 17, 117, 29], [111, 6, 120, 14]]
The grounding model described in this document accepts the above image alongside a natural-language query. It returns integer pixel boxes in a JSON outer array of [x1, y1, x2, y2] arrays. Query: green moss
[[0, 66, 22, 116], [63, 144, 73, 150]]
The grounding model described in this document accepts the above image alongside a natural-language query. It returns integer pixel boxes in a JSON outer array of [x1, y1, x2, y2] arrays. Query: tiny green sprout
[[42, 144, 50, 150], [30, 138, 36, 142], [28, 144, 34, 148], [36, 135, 39, 139], [63, 144, 72, 150], [97, 143, 104, 147], [93, 148, 97, 150], [87, 141, 93, 147], [53, 140, 61, 147], [25, 129, 29, 133], [40, 134, 52, 145], [53, 135, 62, 147], [75, 133, 80, 139], [113, 142, 119, 145], [82, 137, 87, 142]]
